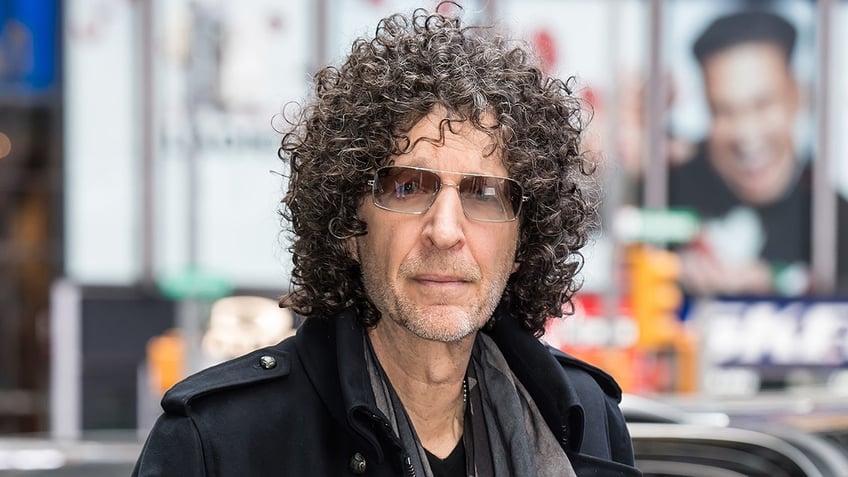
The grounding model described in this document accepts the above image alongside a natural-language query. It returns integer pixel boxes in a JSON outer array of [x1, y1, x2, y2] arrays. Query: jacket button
[[259, 355, 276, 369], [349, 452, 366, 474]]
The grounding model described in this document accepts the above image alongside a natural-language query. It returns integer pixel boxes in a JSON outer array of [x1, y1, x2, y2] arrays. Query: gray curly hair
[[278, 4, 594, 336]]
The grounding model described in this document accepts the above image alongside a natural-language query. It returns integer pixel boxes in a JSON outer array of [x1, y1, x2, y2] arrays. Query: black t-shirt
[[666, 142, 848, 295], [425, 440, 466, 477], [667, 141, 811, 265]]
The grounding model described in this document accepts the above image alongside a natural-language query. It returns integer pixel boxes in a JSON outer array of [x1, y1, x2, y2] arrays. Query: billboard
[[0, 0, 58, 96], [664, 1, 817, 298]]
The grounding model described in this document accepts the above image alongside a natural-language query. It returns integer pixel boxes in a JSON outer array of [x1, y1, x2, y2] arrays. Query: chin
[[738, 188, 783, 206], [405, 308, 482, 343]]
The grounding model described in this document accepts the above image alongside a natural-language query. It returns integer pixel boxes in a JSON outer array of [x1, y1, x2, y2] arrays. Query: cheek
[[360, 222, 410, 273], [710, 120, 734, 143], [480, 226, 519, 271], [768, 111, 795, 140]]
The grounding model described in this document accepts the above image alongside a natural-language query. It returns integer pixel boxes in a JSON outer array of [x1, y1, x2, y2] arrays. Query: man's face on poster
[[702, 41, 801, 206]]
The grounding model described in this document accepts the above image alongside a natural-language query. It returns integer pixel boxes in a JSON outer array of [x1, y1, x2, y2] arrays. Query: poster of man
[[665, 1, 816, 297]]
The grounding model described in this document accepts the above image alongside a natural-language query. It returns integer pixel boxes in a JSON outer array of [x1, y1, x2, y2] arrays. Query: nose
[[422, 183, 466, 250], [719, 108, 767, 160]]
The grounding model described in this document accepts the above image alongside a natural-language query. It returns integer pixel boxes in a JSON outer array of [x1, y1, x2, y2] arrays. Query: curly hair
[[278, 5, 595, 336]]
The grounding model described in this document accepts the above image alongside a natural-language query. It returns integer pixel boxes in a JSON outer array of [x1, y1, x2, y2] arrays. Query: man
[[668, 10, 813, 296], [133, 6, 639, 476]]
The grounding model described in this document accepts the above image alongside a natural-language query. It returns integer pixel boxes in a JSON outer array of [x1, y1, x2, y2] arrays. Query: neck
[[368, 322, 474, 458]]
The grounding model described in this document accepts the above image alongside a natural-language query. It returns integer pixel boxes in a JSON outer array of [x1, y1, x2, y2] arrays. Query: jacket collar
[[294, 306, 587, 454], [294, 309, 394, 462]]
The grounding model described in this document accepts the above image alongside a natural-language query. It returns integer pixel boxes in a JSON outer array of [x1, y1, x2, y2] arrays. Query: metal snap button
[[259, 355, 277, 369], [349, 452, 366, 474]]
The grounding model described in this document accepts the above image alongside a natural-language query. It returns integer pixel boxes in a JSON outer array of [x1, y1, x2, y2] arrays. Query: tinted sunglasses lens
[[373, 167, 439, 213], [459, 176, 523, 221]]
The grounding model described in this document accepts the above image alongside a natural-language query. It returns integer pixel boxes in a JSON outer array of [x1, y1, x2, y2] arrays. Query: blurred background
[[2, 0, 848, 475]]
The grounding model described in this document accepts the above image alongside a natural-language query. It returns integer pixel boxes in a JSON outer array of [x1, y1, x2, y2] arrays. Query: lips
[[412, 274, 470, 285], [398, 256, 482, 288], [733, 146, 772, 173], [409, 272, 476, 297]]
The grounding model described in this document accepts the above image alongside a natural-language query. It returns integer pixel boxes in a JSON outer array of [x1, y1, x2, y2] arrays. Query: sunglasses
[[368, 166, 527, 222]]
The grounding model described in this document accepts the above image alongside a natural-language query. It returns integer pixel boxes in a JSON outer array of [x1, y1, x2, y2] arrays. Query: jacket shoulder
[[548, 346, 622, 401], [161, 338, 295, 415]]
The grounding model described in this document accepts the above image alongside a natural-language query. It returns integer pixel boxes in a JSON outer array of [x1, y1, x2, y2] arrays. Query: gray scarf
[[365, 333, 576, 477]]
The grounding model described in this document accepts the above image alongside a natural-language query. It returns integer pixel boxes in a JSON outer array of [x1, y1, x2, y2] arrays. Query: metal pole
[[314, 0, 327, 72], [140, 0, 155, 286], [49, 280, 81, 440], [811, 0, 836, 293], [179, 3, 212, 375], [602, 1, 624, 343], [643, 0, 667, 209]]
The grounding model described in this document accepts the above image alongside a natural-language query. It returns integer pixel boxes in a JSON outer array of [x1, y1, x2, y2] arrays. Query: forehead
[[393, 108, 507, 176], [702, 42, 795, 104], [702, 42, 791, 85]]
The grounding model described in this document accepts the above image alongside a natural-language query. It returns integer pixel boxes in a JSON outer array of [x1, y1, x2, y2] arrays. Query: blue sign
[[0, 0, 58, 94], [693, 298, 848, 368]]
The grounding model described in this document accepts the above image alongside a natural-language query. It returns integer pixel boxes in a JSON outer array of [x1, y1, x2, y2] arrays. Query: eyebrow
[[389, 165, 515, 182]]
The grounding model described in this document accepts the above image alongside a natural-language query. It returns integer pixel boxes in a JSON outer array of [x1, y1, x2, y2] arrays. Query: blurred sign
[[693, 298, 848, 368], [0, 0, 58, 95], [64, 0, 308, 287], [544, 294, 637, 349], [546, 293, 699, 394], [157, 267, 232, 300], [615, 206, 700, 244]]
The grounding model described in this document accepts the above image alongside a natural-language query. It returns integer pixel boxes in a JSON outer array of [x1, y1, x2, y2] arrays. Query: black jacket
[[133, 307, 641, 476]]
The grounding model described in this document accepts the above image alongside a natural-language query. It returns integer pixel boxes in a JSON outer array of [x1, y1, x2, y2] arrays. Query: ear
[[512, 262, 520, 273]]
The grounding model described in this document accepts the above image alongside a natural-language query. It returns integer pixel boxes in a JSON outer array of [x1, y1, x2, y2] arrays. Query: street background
[[2, 0, 848, 475]]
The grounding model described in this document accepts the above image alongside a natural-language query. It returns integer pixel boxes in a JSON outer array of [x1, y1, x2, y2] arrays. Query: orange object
[[146, 329, 185, 395], [627, 244, 682, 349]]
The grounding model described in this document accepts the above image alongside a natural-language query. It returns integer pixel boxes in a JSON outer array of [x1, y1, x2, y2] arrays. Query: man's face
[[702, 41, 800, 206], [350, 108, 520, 343]]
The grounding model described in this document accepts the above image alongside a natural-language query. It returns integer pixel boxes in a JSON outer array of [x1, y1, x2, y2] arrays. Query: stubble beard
[[361, 253, 514, 343]]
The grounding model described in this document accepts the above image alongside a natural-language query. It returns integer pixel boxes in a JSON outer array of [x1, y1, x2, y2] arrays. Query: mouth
[[733, 143, 774, 172], [407, 275, 473, 304], [412, 274, 471, 285]]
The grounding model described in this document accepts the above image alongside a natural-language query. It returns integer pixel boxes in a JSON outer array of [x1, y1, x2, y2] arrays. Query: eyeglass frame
[[366, 165, 529, 223]]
